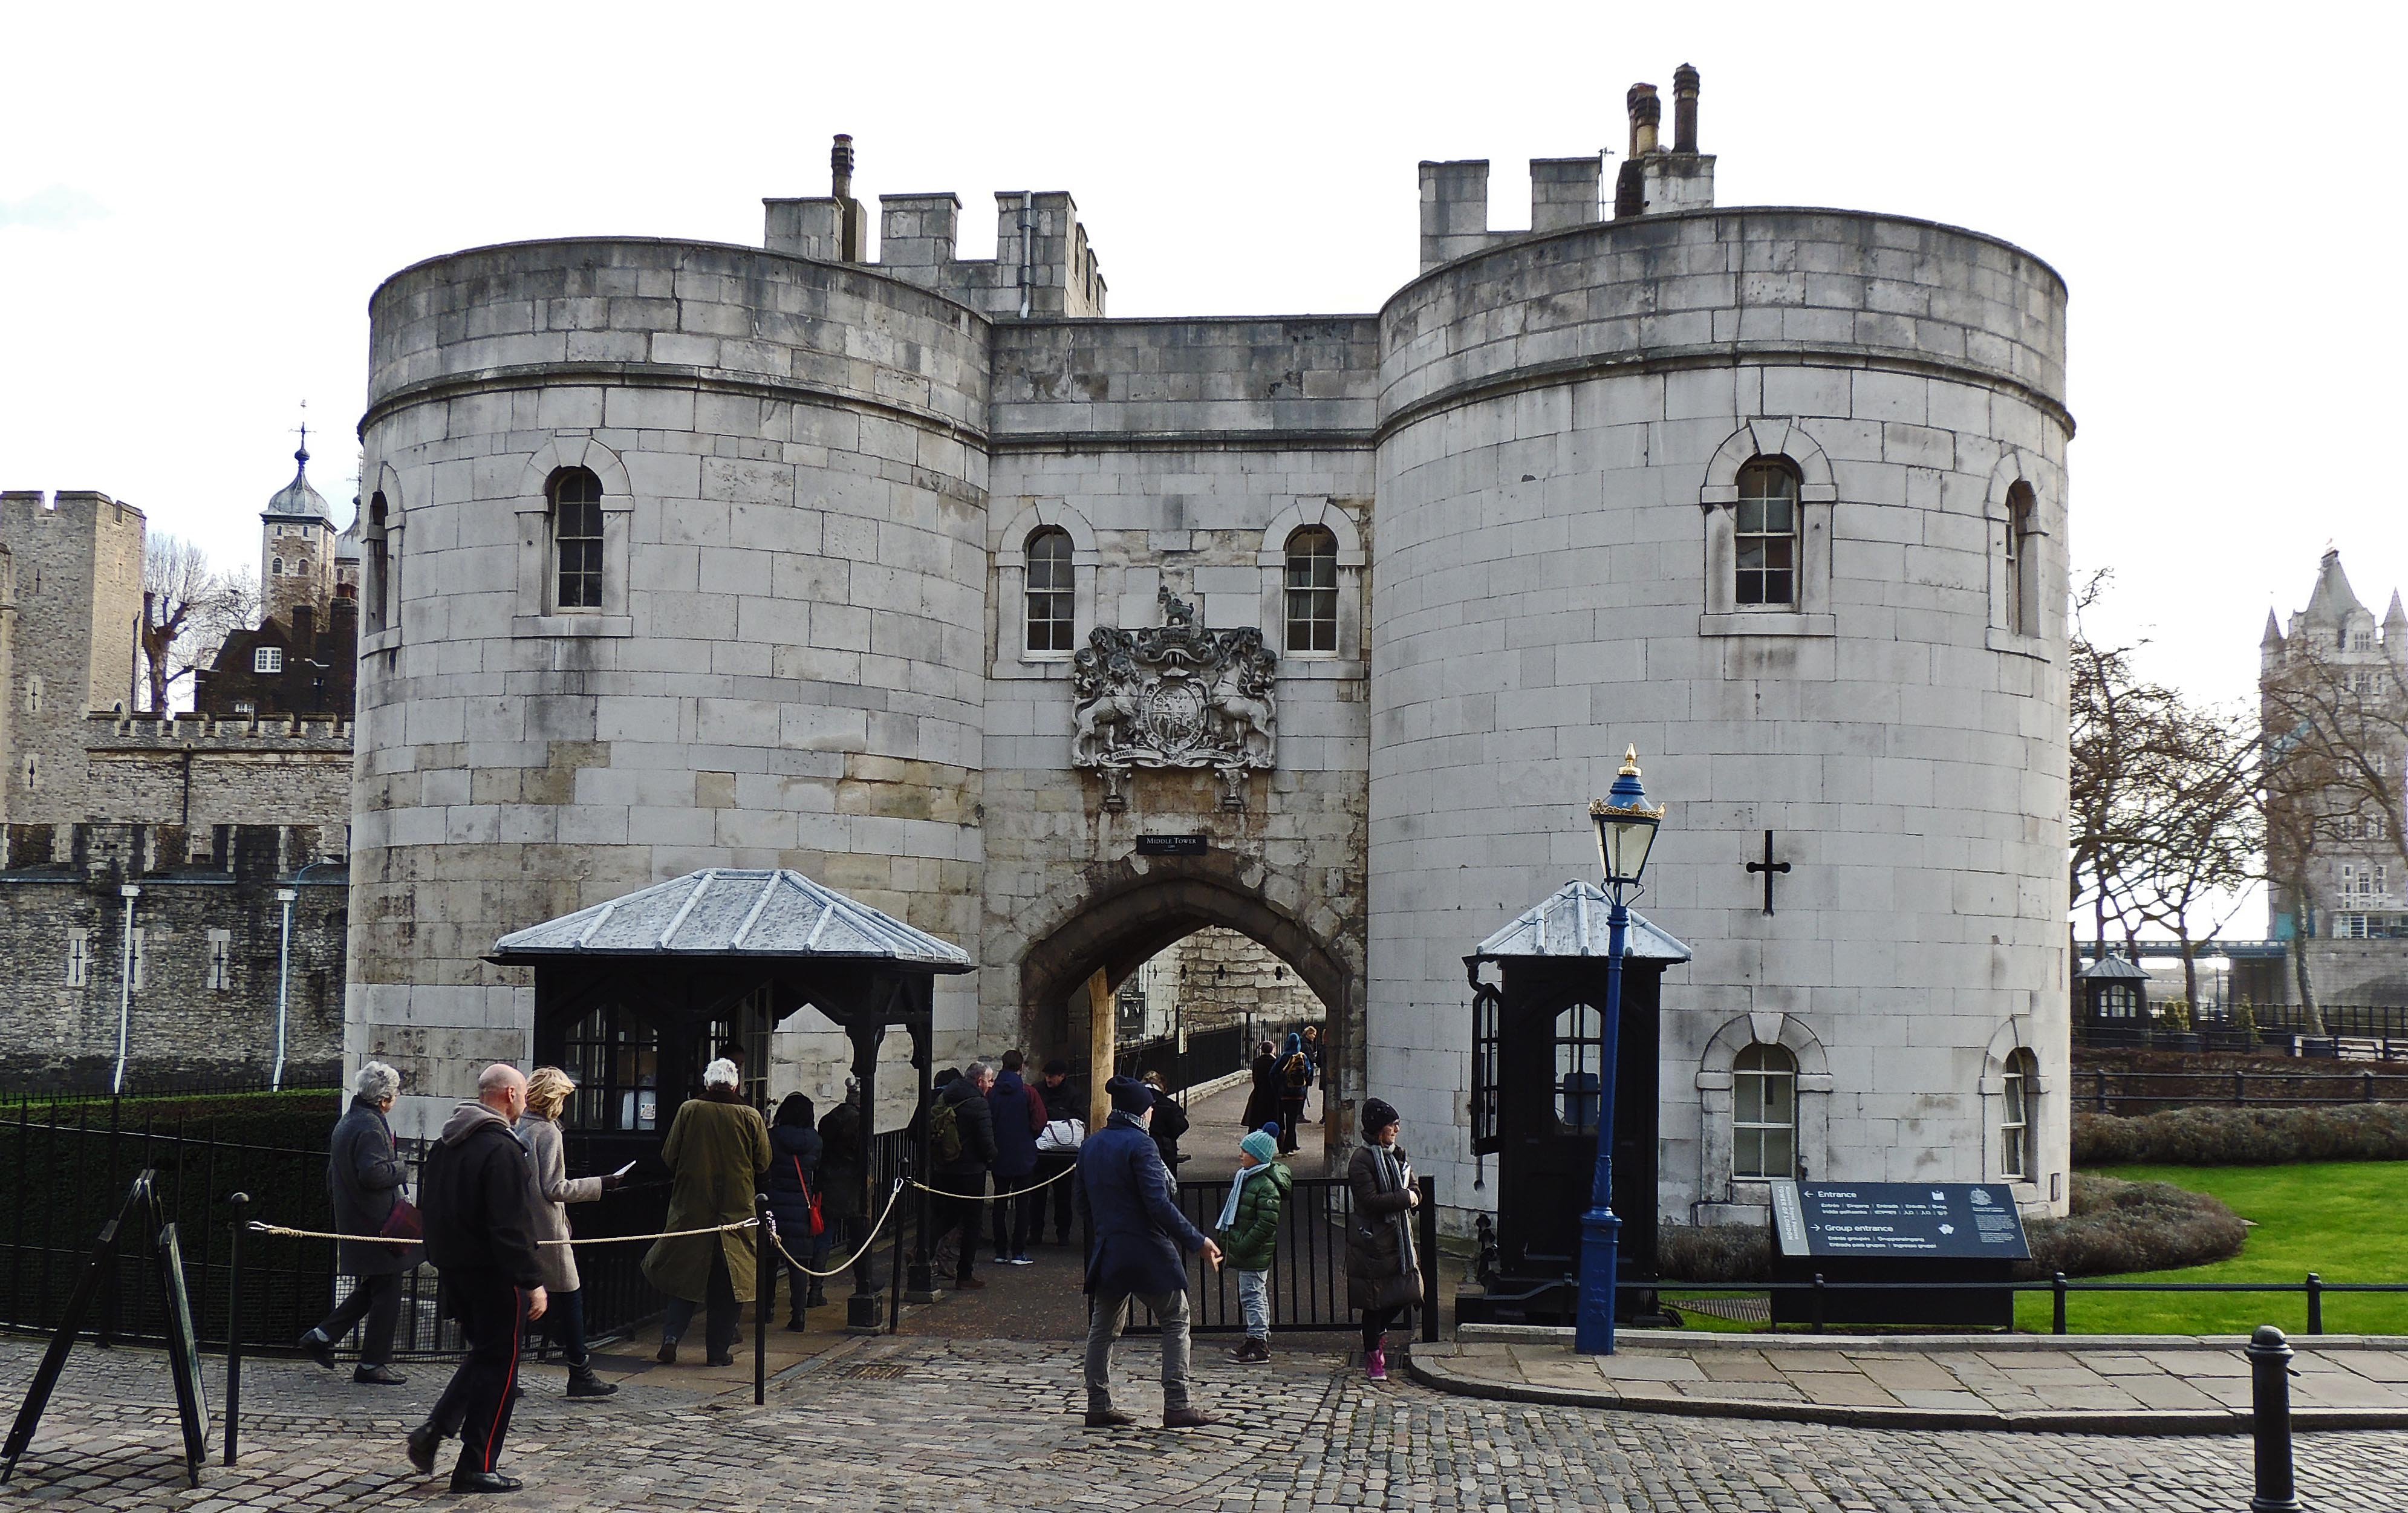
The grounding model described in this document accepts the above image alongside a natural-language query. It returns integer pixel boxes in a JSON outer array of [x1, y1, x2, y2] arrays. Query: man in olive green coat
[[643, 1059, 771, 1365]]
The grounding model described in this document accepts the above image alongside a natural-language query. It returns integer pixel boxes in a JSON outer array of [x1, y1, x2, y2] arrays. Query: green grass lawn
[[2013, 1162, 2408, 1336]]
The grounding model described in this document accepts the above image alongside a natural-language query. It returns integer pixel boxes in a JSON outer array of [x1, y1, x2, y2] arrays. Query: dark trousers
[[431, 1270, 527, 1476], [314, 1271, 402, 1365], [989, 1171, 1040, 1257], [1361, 1303, 1407, 1352], [1278, 1098, 1307, 1153], [660, 1248, 739, 1361], [769, 1233, 824, 1321], [1033, 1152, 1076, 1241], [929, 1171, 986, 1281], [546, 1287, 588, 1369]]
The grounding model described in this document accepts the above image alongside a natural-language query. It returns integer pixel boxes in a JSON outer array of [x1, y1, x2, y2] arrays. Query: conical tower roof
[[2302, 548, 2366, 627], [2386, 591, 2406, 633], [2262, 609, 2285, 648]]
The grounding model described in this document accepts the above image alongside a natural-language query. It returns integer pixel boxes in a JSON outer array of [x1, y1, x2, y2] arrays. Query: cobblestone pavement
[[2, 1333, 2404, 1511]]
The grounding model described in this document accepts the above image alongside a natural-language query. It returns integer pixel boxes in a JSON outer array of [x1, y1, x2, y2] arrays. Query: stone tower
[[0, 490, 145, 839], [260, 435, 338, 627]]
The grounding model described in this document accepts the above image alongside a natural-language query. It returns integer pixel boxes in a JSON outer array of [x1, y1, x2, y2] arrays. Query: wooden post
[[1087, 969, 1115, 1132]]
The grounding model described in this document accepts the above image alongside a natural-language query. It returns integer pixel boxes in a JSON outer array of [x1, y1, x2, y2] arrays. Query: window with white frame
[[206, 929, 231, 992], [1733, 1042, 1798, 1179], [254, 646, 283, 673], [550, 467, 606, 611], [2000, 1049, 2038, 1180], [2339, 913, 2372, 940], [1734, 458, 1800, 608], [1283, 526, 1339, 653], [1023, 527, 1075, 654], [65, 929, 88, 988]]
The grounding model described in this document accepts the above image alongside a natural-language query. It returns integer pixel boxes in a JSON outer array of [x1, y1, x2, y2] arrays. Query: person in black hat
[[1346, 1096, 1420, 1382], [1075, 1075, 1221, 1429]]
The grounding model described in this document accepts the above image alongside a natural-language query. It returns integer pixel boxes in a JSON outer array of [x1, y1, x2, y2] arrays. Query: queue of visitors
[[299, 1022, 1353, 1488]]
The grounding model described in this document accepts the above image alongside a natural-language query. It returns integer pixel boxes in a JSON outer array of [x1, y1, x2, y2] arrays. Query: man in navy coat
[[1076, 1076, 1222, 1428]]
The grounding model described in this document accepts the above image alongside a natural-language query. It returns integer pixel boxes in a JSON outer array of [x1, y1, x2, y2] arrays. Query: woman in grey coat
[[516, 1067, 623, 1398], [298, 1061, 415, 1384]]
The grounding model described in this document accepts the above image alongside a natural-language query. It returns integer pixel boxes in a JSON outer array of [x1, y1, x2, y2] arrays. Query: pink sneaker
[[1365, 1344, 1387, 1381]]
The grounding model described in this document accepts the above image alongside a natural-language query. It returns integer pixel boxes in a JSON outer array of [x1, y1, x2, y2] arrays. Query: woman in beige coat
[[516, 1067, 624, 1399]]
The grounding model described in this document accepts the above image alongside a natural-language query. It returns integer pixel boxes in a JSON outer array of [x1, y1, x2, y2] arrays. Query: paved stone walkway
[[3, 1333, 2406, 1509], [1413, 1326, 2408, 1432]]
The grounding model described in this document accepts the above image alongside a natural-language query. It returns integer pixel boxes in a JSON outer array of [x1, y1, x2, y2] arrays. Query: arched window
[[2004, 480, 2035, 636], [1552, 1001, 1605, 1131], [1734, 458, 1799, 608], [1999, 1048, 2037, 1180], [269, 556, 284, 578], [365, 492, 391, 634], [550, 468, 605, 610], [1732, 1043, 1797, 1178], [1024, 527, 1074, 652], [1284, 525, 1339, 653]]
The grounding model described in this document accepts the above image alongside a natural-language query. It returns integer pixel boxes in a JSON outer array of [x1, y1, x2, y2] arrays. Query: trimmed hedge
[[2074, 1103, 2408, 1166], [1656, 1173, 2245, 1284], [2015, 1175, 2244, 1278]]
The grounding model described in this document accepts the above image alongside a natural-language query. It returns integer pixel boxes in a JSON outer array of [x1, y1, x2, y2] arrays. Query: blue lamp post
[[1575, 745, 1666, 1355]]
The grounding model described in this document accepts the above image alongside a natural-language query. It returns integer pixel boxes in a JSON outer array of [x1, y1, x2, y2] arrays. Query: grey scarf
[[1372, 1144, 1417, 1280]]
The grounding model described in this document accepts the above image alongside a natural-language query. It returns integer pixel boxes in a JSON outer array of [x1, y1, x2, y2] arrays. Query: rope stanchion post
[[886, 1176, 906, 1335], [223, 1192, 247, 1467], [753, 1192, 769, 1407]]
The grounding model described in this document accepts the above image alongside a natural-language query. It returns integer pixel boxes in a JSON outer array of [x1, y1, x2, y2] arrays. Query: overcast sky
[[3, 6, 2400, 720]]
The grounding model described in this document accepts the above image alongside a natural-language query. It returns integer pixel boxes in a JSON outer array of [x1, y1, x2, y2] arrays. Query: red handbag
[[793, 1157, 825, 1237]]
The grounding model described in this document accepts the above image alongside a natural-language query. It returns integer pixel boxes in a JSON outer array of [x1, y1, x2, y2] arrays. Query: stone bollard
[[2247, 1324, 2301, 1512]]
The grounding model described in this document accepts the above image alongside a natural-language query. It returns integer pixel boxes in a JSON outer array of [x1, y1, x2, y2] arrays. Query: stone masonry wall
[[1371, 207, 2072, 1222]]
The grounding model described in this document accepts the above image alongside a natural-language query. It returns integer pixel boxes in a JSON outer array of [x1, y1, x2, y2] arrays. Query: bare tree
[[2259, 729, 2339, 1031], [2068, 572, 2181, 963], [2126, 700, 2262, 1006], [138, 536, 251, 712]]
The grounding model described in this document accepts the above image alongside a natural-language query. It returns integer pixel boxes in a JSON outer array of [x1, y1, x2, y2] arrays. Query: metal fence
[[2080, 1067, 2408, 1114], [0, 1103, 704, 1361], [1115, 1174, 1439, 1340], [1661, 1274, 2408, 1336]]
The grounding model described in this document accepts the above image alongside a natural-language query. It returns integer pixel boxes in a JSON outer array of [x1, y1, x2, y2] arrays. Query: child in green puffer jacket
[[1215, 1125, 1292, 1364]]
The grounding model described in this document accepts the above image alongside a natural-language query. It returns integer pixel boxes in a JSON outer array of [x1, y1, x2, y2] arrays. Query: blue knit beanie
[[1240, 1128, 1278, 1165]]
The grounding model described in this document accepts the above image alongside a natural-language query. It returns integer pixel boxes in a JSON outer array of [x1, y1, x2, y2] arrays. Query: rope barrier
[[763, 1177, 911, 1278], [243, 1219, 755, 1247], [900, 1158, 1081, 1199]]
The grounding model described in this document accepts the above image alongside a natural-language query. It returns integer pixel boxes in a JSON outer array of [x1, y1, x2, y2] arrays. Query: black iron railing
[[1658, 1274, 2408, 1336], [2081, 1067, 2408, 1114], [1116, 1174, 1440, 1341]]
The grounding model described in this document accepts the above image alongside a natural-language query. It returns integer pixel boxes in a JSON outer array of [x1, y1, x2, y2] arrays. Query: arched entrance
[[1017, 864, 1359, 1152]]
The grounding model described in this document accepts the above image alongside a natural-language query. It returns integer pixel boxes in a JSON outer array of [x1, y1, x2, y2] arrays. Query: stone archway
[[1015, 860, 1360, 1153]]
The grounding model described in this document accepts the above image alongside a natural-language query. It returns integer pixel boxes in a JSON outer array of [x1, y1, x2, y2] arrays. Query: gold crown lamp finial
[[1620, 744, 1642, 778]]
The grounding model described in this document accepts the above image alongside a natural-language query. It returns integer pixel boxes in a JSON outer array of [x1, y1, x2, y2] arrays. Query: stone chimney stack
[[1673, 63, 1700, 153], [763, 131, 867, 262], [1626, 83, 1661, 158]]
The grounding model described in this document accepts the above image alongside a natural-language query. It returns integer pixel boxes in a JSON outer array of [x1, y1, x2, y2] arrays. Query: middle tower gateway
[[349, 68, 2072, 1249]]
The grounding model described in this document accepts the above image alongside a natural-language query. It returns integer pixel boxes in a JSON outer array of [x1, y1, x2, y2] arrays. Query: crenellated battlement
[[1417, 63, 1717, 273], [764, 135, 1106, 318], [87, 709, 353, 749]]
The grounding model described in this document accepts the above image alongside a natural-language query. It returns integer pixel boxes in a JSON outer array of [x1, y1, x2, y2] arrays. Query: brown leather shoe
[[955, 1275, 988, 1290], [1082, 1407, 1136, 1428], [1162, 1406, 1217, 1429]]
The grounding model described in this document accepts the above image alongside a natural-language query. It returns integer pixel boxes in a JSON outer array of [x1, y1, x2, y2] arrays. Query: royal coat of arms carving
[[1072, 588, 1277, 810]]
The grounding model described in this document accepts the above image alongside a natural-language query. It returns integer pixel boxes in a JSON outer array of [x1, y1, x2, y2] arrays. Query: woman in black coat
[[1239, 1041, 1281, 1132], [1346, 1097, 1420, 1382], [815, 1097, 874, 1289], [298, 1061, 415, 1384], [764, 1094, 826, 1325]]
